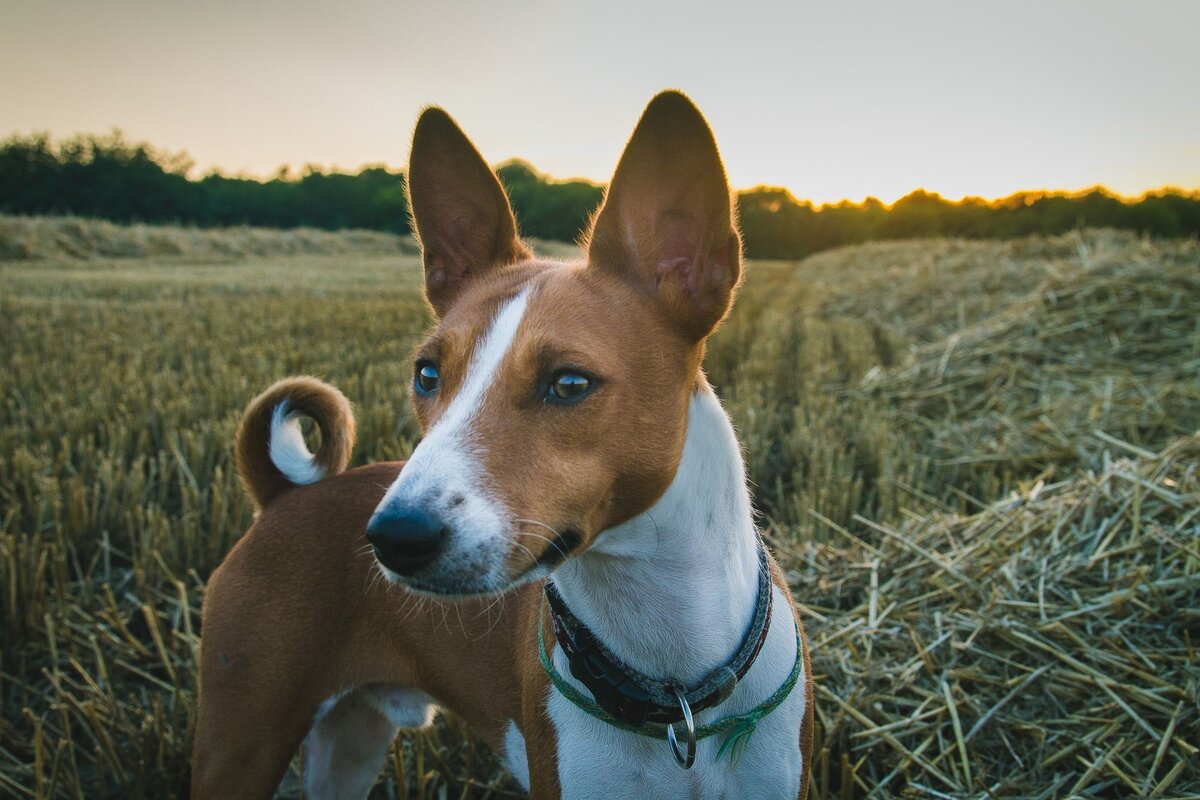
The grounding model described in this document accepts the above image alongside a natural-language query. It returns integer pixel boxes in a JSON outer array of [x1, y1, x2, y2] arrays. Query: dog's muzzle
[[365, 506, 447, 575]]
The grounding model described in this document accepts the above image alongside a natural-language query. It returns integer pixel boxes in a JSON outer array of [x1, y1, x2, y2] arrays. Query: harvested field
[[0, 215, 584, 262], [1, 225, 1197, 797], [0, 214, 419, 261], [796, 435, 1200, 797]]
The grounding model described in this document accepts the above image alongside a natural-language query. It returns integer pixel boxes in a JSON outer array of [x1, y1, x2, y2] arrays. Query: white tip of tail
[[269, 402, 325, 485]]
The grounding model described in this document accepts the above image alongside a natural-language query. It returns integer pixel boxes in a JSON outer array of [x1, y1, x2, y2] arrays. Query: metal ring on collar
[[666, 685, 697, 769]]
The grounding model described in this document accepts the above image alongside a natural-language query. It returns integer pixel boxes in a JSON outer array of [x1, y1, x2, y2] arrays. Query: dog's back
[[195, 446, 546, 796]]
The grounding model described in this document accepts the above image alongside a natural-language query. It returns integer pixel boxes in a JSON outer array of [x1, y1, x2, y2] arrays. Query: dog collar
[[543, 536, 774, 728]]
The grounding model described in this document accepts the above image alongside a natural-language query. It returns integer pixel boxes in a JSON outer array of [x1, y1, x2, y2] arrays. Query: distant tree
[[880, 190, 947, 239], [738, 187, 819, 259], [2, 131, 1198, 258], [497, 160, 603, 242], [0, 132, 60, 213]]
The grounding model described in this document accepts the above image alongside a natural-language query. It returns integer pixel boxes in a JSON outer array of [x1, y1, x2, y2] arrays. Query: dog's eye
[[547, 371, 593, 403], [414, 361, 440, 395]]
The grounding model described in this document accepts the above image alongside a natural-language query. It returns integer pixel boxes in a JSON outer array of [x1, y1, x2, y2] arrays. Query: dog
[[191, 90, 813, 799]]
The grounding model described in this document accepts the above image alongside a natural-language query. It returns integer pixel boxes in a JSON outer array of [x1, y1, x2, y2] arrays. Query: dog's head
[[367, 91, 742, 596]]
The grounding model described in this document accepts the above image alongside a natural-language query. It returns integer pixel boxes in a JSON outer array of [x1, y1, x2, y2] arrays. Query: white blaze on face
[[372, 288, 531, 590]]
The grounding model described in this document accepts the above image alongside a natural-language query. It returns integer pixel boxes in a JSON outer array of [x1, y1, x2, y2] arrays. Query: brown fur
[[193, 458, 811, 797], [407, 260, 702, 574], [402, 91, 744, 573], [191, 462, 557, 796], [193, 91, 811, 798], [235, 376, 355, 508], [193, 459, 809, 798], [407, 107, 533, 317], [586, 91, 743, 341]]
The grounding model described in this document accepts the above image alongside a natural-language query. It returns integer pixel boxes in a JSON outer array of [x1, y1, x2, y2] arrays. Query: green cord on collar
[[537, 597, 804, 766]]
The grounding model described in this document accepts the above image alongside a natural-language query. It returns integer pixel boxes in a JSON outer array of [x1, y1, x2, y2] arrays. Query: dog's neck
[[550, 385, 761, 686]]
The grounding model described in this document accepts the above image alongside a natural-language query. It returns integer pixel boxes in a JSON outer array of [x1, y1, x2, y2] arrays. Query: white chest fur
[[540, 389, 808, 798], [547, 587, 805, 799]]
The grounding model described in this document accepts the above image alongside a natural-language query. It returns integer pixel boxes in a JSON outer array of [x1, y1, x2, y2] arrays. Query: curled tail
[[235, 376, 356, 508]]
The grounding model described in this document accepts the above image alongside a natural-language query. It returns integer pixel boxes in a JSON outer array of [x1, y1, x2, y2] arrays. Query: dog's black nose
[[365, 507, 447, 575]]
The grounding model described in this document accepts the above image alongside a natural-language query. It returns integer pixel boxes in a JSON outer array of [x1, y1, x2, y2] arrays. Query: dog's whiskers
[[513, 519, 572, 564], [515, 517, 562, 537], [477, 591, 510, 640]]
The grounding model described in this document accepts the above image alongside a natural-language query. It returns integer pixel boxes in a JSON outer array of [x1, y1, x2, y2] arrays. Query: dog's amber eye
[[547, 371, 592, 403], [414, 362, 440, 395]]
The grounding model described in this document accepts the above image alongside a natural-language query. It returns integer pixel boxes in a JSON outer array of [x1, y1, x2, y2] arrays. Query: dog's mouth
[[373, 527, 585, 599], [527, 527, 583, 571]]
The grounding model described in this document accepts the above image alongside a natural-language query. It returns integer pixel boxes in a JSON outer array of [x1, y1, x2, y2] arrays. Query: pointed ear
[[585, 91, 742, 340], [406, 107, 531, 316]]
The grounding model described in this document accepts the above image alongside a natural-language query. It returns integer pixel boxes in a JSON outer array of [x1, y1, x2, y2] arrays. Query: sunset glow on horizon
[[2, 0, 1197, 207]]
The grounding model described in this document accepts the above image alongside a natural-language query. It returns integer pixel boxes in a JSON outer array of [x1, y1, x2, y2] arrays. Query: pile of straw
[[861, 232, 1200, 502], [788, 231, 1200, 797], [792, 431, 1199, 798]]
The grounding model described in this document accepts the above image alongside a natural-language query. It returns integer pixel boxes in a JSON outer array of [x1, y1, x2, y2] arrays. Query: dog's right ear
[[406, 108, 530, 316]]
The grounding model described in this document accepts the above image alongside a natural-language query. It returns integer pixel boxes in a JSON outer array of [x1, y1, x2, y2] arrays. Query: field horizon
[[9, 128, 1200, 207], [2, 222, 1197, 797], [4, 129, 1200, 261]]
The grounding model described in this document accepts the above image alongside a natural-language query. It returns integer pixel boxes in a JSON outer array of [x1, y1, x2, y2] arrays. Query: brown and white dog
[[192, 91, 813, 799]]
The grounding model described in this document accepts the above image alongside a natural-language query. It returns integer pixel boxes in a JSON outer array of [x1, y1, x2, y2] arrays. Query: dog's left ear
[[407, 107, 531, 316], [586, 91, 741, 341]]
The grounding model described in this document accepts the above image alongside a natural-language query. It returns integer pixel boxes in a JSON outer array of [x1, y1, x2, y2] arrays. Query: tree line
[[2, 130, 1198, 259]]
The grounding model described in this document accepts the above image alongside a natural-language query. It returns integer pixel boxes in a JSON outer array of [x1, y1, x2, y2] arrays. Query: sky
[[1, 0, 1197, 205]]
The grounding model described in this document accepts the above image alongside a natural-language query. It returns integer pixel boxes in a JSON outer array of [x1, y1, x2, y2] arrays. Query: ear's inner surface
[[585, 90, 742, 340], [406, 107, 530, 315]]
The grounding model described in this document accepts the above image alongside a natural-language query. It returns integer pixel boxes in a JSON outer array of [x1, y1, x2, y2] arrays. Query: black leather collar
[[544, 537, 774, 727]]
